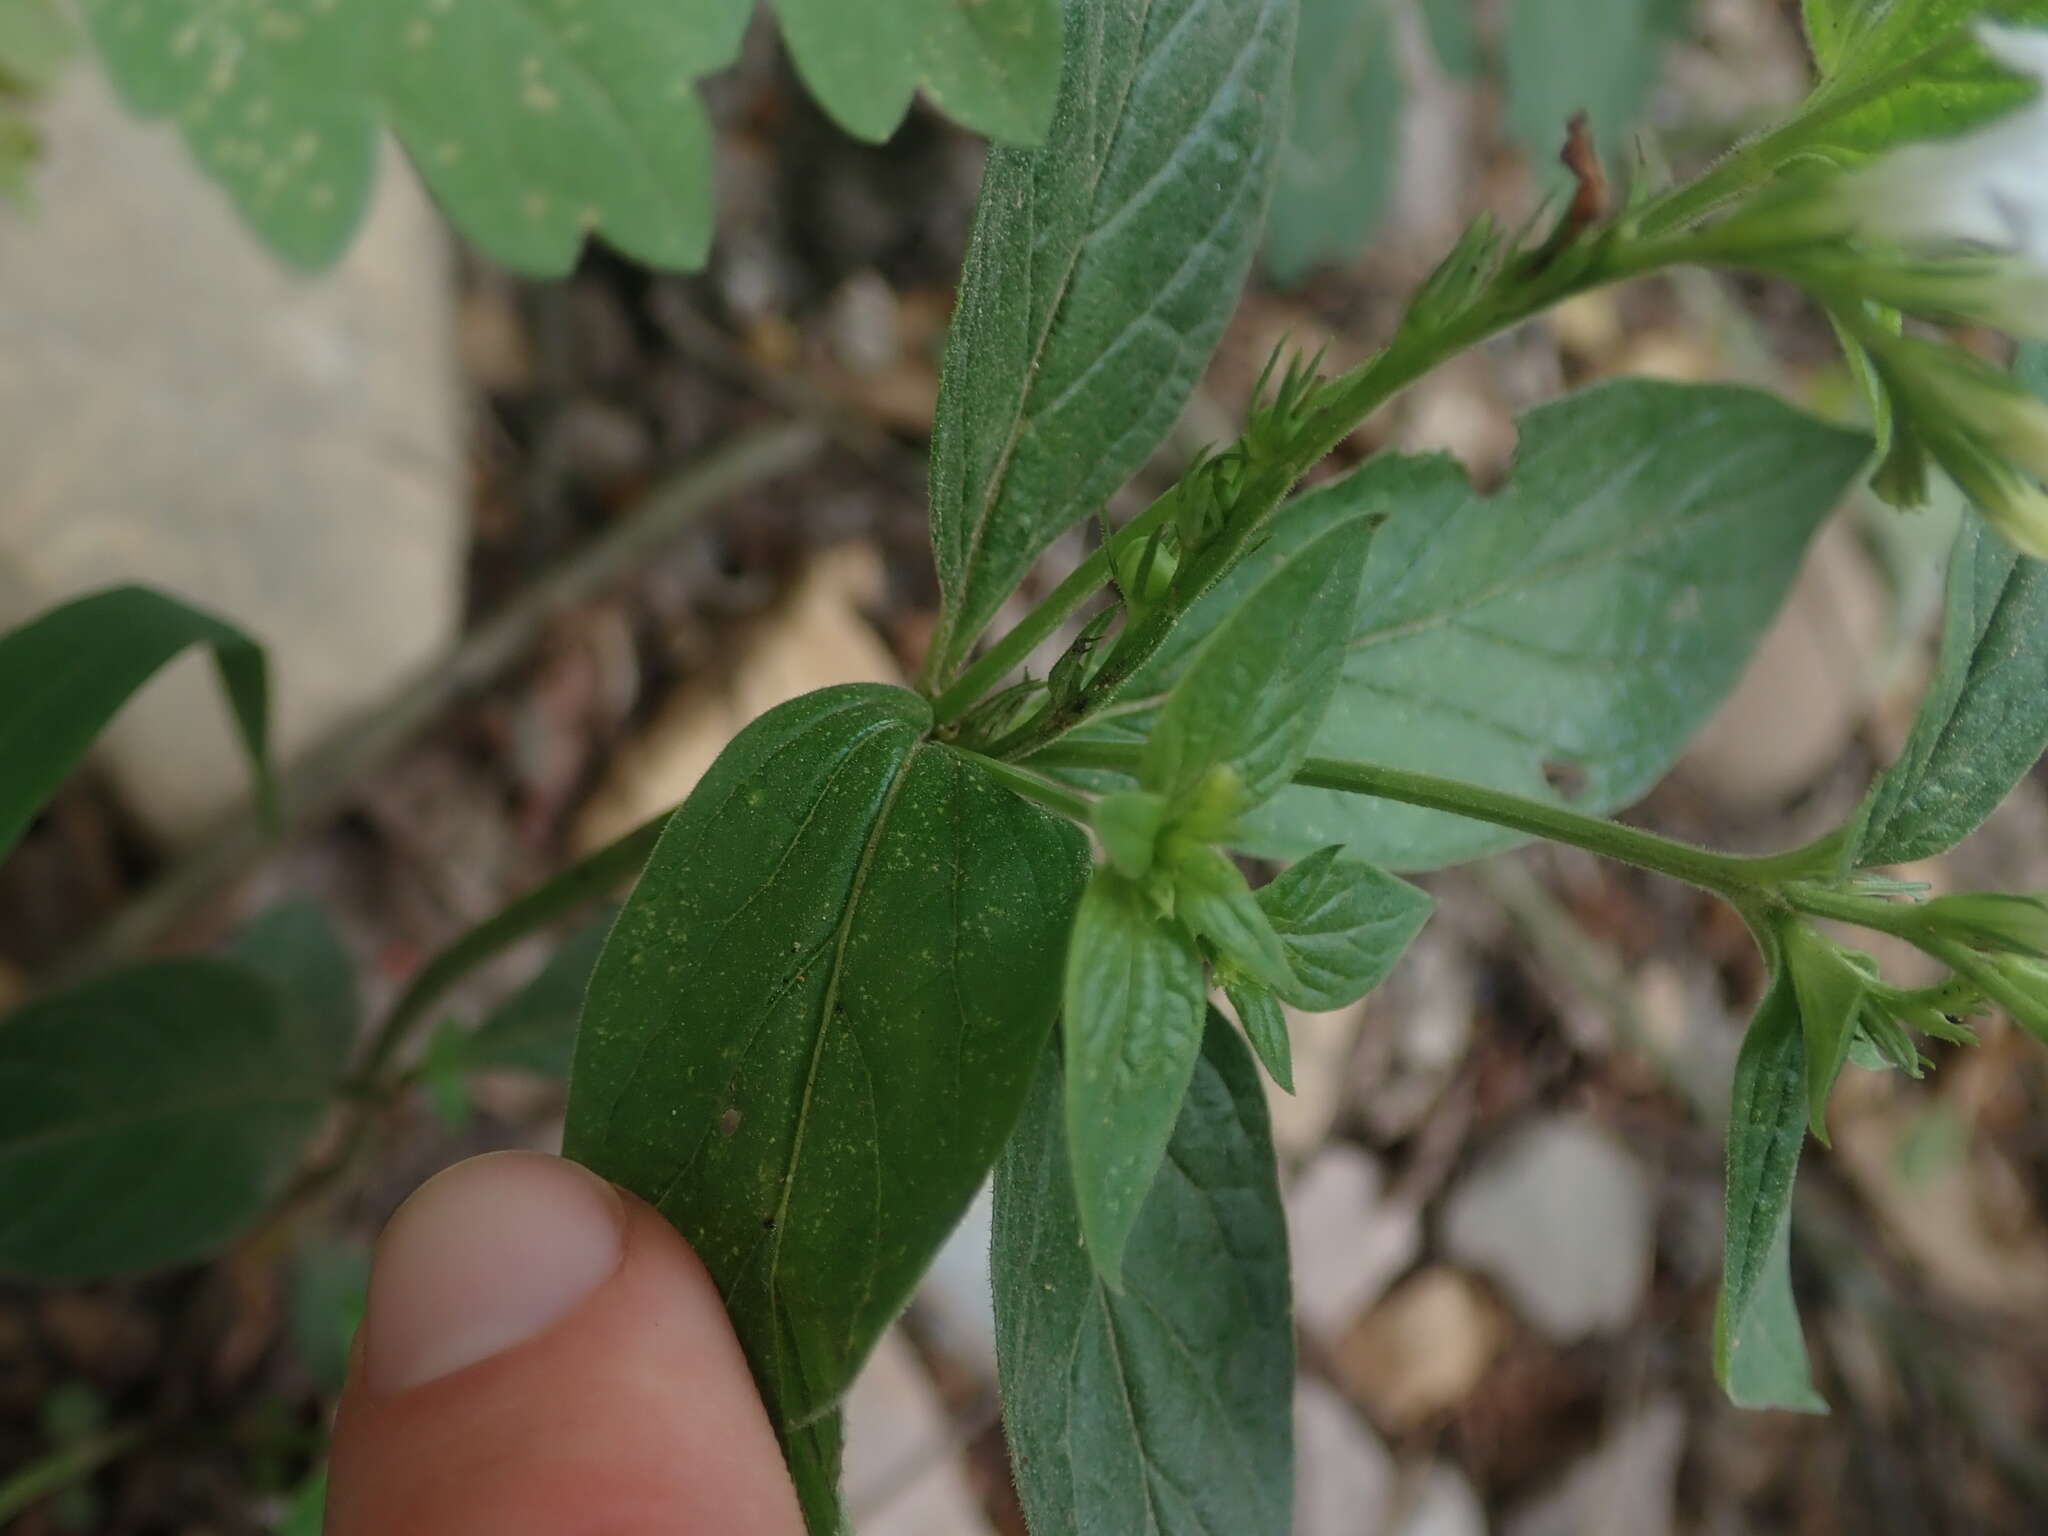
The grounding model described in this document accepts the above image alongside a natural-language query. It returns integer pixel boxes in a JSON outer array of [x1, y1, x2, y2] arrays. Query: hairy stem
[[1028, 739, 1834, 898]]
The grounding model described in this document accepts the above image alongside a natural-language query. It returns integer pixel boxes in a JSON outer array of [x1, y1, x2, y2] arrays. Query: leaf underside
[[993, 1012, 1295, 1536], [1070, 380, 1873, 871], [926, 0, 1296, 678]]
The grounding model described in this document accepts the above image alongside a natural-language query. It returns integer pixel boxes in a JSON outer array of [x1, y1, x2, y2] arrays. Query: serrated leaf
[[1856, 516, 2048, 866], [1062, 865, 1209, 1289], [224, 900, 359, 1081], [1225, 979, 1294, 1091], [1266, 0, 1402, 284], [776, 0, 1062, 144], [993, 1012, 1295, 1536], [1784, 923, 1868, 1141], [1793, 0, 2048, 159], [1717, 970, 1826, 1412], [0, 958, 338, 1279], [78, 0, 753, 273], [1143, 515, 1377, 813], [1077, 381, 1872, 871], [1505, 0, 1689, 176], [1255, 845, 1433, 1012], [0, 585, 269, 865], [926, 0, 1295, 678], [562, 684, 1088, 1530], [460, 912, 613, 1079]]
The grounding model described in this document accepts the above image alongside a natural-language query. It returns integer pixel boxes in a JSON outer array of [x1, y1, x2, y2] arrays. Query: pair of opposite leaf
[[1059, 513, 1431, 1285]]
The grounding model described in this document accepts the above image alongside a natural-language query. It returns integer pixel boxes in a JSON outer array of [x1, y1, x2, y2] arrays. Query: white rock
[[1396, 1463, 1490, 1536], [1287, 1145, 1421, 1340], [1295, 1377, 1395, 1536], [842, 1329, 991, 1536], [1440, 1116, 1653, 1342], [915, 1182, 997, 1380], [0, 73, 463, 844], [1504, 1397, 1685, 1536]]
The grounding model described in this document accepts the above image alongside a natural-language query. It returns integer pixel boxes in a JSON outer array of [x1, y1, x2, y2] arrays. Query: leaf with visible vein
[[1854, 350, 2048, 866], [0, 585, 269, 864], [0, 959, 338, 1279], [993, 1011, 1295, 1535], [563, 684, 1088, 1530], [1067, 381, 1872, 871], [926, 0, 1296, 678], [1717, 970, 1826, 1412], [1255, 846, 1432, 1013]]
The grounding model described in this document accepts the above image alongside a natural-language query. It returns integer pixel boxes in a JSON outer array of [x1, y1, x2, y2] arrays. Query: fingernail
[[362, 1150, 626, 1395]]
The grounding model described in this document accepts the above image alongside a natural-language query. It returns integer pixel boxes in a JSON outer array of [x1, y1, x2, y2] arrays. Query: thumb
[[326, 1150, 804, 1536]]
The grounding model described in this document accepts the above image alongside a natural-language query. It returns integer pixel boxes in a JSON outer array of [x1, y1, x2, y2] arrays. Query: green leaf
[[461, 913, 613, 1079], [78, 0, 753, 274], [1255, 846, 1432, 1012], [1224, 979, 1294, 1092], [1082, 381, 1872, 870], [1856, 515, 2048, 866], [926, 0, 1296, 678], [1176, 843, 1295, 992], [1417, 0, 1481, 77], [1266, 0, 1402, 285], [1784, 924, 1868, 1142], [1717, 971, 1826, 1412], [993, 1013, 1295, 1535], [563, 684, 1088, 1527], [1094, 789, 1170, 880], [1062, 866, 1209, 1289], [1504, 0, 1688, 176], [1793, 0, 2048, 159], [0, 0, 73, 91], [0, 958, 338, 1279], [225, 900, 359, 1081], [1143, 516, 1377, 813], [775, 0, 1062, 144], [0, 585, 269, 866]]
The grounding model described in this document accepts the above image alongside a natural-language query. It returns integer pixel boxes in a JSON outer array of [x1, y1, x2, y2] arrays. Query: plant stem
[[955, 750, 1095, 823], [0, 1427, 145, 1523], [930, 499, 1173, 727], [973, 233, 1703, 760], [1028, 739, 1831, 898]]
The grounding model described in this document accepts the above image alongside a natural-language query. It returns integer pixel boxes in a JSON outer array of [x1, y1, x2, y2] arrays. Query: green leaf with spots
[[1256, 846, 1432, 1013], [993, 1012, 1295, 1535], [926, 0, 1296, 678], [562, 685, 1088, 1531], [79, 0, 751, 273], [775, 0, 1062, 144], [1717, 970, 1826, 1413], [0, 585, 269, 865], [1266, 0, 1402, 284], [1062, 865, 1209, 1289], [1071, 382, 1872, 871], [0, 959, 340, 1280], [1793, 0, 2048, 158]]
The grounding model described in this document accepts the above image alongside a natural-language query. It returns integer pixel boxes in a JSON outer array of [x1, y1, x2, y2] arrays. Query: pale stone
[[1440, 1115, 1654, 1342], [1267, 999, 1369, 1161], [842, 1328, 992, 1536], [916, 1182, 997, 1380], [1332, 1266, 1509, 1432], [1504, 1398, 1685, 1536], [1295, 1377, 1395, 1536], [1395, 1463, 1490, 1536], [0, 72, 463, 844], [1287, 1144, 1421, 1340]]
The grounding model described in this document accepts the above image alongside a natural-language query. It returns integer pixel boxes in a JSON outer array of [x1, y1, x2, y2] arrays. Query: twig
[[50, 421, 824, 983]]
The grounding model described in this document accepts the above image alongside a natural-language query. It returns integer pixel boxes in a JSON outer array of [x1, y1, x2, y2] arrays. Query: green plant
[[8, 1, 2048, 1531]]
